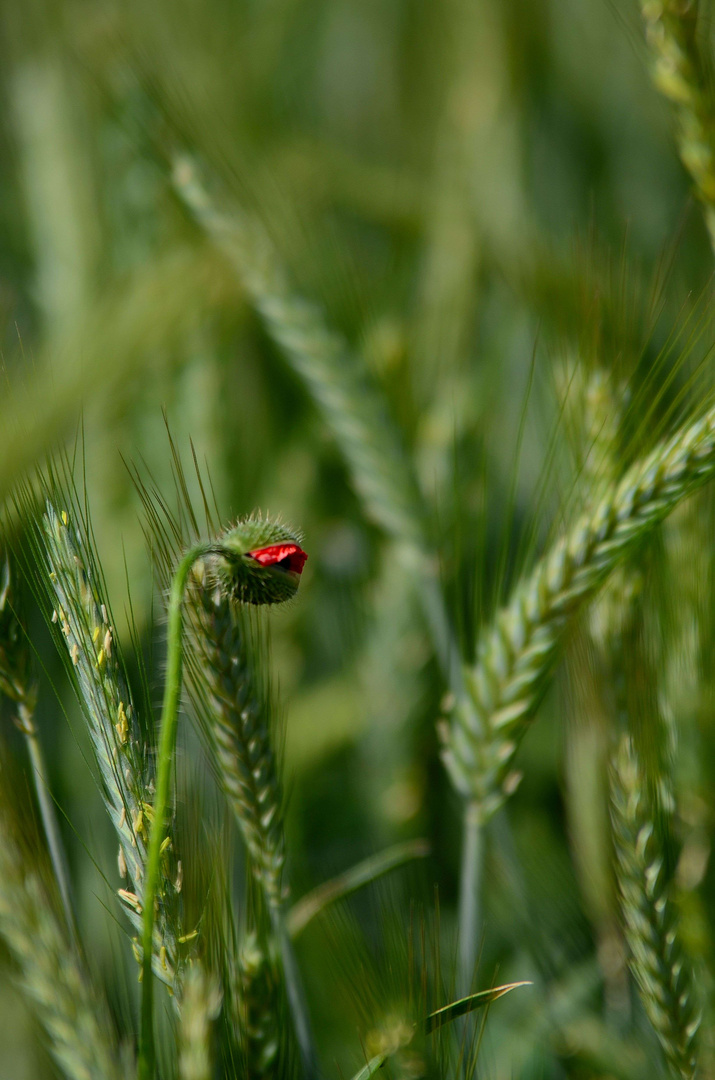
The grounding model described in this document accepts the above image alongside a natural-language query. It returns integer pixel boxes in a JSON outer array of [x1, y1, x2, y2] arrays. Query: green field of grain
[[0, 2, 714, 1078]]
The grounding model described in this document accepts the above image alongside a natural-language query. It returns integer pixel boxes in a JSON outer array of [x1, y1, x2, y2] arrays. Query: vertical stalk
[[138, 543, 211, 1080], [271, 908, 317, 1078], [458, 801, 483, 998], [17, 700, 77, 944]]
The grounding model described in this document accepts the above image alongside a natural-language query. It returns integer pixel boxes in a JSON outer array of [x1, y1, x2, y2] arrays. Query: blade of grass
[[288, 840, 430, 939], [348, 1053, 389, 1080], [346, 981, 531, 1080], [423, 982, 532, 1034]]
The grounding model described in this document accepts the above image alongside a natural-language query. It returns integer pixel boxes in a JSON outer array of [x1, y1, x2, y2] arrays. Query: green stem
[[271, 907, 318, 1078], [458, 801, 483, 999], [414, 550, 463, 696], [138, 543, 212, 1080], [19, 701, 78, 946]]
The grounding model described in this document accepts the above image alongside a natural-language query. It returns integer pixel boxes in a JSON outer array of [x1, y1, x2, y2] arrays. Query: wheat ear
[[562, 366, 646, 1020], [179, 964, 222, 1080], [135, 478, 287, 905], [234, 931, 281, 1080], [0, 803, 124, 1080], [186, 567, 285, 908], [41, 503, 181, 987], [610, 735, 701, 1080], [443, 397, 715, 818], [641, 1, 715, 253], [186, 521, 315, 1075]]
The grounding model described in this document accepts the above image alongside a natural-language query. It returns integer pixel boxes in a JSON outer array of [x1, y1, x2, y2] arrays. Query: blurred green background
[[1, 0, 715, 1076]]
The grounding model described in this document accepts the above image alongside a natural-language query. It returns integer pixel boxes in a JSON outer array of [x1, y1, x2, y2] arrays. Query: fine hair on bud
[[211, 513, 308, 607]]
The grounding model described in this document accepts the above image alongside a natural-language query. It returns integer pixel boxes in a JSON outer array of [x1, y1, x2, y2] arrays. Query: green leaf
[[423, 982, 531, 1034], [346, 981, 531, 1080], [347, 1052, 390, 1080], [288, 839, 430, 938]]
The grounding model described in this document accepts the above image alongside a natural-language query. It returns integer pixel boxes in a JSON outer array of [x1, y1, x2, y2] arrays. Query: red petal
[[249, 543, 308, 574]]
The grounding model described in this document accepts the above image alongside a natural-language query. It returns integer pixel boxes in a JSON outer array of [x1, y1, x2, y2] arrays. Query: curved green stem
[[138, 542, 212, 1080], [138, 534, 317, 1078]]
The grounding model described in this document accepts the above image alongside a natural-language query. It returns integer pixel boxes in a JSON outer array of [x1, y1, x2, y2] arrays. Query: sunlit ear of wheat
[[444, 398, 715, 819]]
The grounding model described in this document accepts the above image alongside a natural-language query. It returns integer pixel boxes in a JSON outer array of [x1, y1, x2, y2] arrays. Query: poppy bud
[[215, 515, 308, 605]]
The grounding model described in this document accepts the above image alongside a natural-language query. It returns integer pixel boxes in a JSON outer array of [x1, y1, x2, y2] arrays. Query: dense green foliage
[[2, 0, 715, 1077]]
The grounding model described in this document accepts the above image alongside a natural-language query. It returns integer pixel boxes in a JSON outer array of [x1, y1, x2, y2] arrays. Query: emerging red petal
[[249, 543, 308, 575]]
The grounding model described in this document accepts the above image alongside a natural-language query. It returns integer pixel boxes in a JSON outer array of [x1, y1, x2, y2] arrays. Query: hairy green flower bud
[[214, 515, 307, 606]]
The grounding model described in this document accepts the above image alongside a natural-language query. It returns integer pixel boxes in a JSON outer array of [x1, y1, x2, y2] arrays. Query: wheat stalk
[[442, 396, 715, 818], [610, 734, 701, 1080], [0, 801, 125, 1080], [641, 0, 715, 253], [40, 502, 181, 987]]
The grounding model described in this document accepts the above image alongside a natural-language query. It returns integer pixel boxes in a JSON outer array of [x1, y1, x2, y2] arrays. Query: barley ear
[[563, 366, 649, 1017], [641, 0, 715, 253], [610, 735, 701, 1080]]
